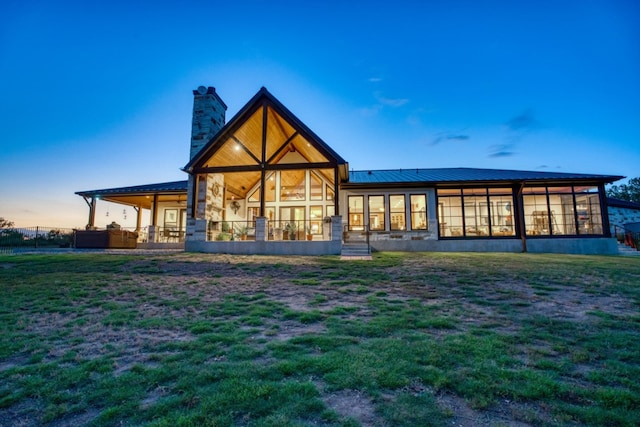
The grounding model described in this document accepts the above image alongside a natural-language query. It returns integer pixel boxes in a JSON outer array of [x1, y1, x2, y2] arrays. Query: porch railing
[[268, 219, 330, 241]]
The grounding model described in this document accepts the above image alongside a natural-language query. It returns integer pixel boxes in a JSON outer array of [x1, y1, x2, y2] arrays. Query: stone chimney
[[190, 86, 227, 160]]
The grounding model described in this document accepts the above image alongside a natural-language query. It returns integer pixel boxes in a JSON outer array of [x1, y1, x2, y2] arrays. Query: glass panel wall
[[438, 188, 514, 237], [369, 196, 385, 231], [523, 185, 604, 236], [390, 195, 406, 230]]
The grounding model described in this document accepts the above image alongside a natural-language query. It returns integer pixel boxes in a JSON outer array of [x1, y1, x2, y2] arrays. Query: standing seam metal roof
[[347, 168, 622, 184]]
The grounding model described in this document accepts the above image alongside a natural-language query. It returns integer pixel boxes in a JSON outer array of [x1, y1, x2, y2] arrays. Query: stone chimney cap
[[192, 86, 228, 109]]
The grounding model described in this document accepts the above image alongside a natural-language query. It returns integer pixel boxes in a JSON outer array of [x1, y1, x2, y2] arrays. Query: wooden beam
[[231, 135, 261, 164], [192, 161, 336, 175], [266, 131, 298, 164]]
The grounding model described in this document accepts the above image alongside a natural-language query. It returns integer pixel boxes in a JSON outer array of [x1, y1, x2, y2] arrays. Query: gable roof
[[184, 87, 347, 172], [345, 167, 623, 187]]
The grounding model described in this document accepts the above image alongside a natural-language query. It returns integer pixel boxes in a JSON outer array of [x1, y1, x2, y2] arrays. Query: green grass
[[0, 252, 639, 426]]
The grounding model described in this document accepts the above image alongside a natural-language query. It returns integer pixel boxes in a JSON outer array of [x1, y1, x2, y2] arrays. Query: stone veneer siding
[[608, 206, 640, 231]]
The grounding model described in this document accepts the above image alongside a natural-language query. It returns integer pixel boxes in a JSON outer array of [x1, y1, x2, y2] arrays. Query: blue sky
[[1, 0, 638, 228]]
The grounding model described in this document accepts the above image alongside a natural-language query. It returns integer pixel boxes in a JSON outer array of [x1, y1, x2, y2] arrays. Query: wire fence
[[0, 226, 76, 252]]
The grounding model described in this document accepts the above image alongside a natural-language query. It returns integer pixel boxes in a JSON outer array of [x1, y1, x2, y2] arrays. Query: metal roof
[[75, 180, 188, 197], [347, 168, 623, 185], [607, 197, 640, 210]]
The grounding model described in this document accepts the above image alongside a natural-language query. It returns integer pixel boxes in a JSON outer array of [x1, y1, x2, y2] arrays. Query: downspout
[[517, 182, 527, 253]]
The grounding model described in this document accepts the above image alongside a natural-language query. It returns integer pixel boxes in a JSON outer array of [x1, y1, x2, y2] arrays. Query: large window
[[369, 196, 385, 231], [409, 195, 426, 230], [390, 195, 406, 230], [438, 188, 514, 237], [523, 186, 603, 236], [348, 196, 364, 231]]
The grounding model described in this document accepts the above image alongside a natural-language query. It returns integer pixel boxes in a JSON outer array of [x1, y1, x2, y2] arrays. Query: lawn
[[0, 252, 639, 426]]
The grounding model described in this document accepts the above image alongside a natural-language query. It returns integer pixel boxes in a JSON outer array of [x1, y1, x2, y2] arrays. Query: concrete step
[[617, 243, 640, 256], [341, 243, 371, 259]]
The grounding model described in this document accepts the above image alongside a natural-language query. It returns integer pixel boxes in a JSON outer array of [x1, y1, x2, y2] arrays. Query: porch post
[[135, 206, 142, 232], [89, 197, 96, 228], [152, 195, 159, 226], [516, 182, 527, 253]]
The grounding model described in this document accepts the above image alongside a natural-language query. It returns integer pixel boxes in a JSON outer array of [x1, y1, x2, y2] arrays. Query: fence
[[0, 226, 76, 252]]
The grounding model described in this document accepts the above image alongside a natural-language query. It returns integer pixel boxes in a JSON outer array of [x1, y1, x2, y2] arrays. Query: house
[[76, 86, 624, 254]]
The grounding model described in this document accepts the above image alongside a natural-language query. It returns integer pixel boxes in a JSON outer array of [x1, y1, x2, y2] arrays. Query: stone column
[[331, 216, 342, 242], [255, 217, 268, 241]]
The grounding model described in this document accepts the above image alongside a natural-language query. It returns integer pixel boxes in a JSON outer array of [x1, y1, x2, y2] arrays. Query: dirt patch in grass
[[323, 389, 379, 426]]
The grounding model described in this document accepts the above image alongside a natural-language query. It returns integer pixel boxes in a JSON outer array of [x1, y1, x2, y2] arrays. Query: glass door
[[279, 207, 305, 240]]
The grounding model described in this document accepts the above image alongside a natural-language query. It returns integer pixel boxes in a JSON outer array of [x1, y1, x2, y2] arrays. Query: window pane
[[369, 195, 385, 231], [488, 187, 513, 195], [464, 196, 489, 236], [310, 172, 323, 200], [522, 187, 547, 195], [309, 206, 323, 234], [348, 196, 364, 231], [524, 194, 550, 235], [248, 187, 260, 202], [280, 170, 305, 201], [410, 195, 426, 230], [549, 194, 576, 235], [326, 205, 335, 217], [265, 172, 276, 202], [389, 195, 406, 230], [326, 184, 334, 201], [576, 194, 603, 234], [489, 195, 515, 236], [463, 188, 487, 196], [547, 186, 573, 194], [437, 188, 461, 196], [438, 196, 462, 237]]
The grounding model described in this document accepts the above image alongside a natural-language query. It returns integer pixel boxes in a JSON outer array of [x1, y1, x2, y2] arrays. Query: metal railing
[[156, 226, 186, 243], [268, 219, 330, 241], [207, 220, 257, 241]]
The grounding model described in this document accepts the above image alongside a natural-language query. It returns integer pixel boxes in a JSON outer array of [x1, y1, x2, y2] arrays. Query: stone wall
[[608, 206, 640, 231], [190, 86, 227, 160]]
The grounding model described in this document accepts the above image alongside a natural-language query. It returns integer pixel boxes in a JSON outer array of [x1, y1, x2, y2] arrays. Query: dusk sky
[[1, 0, 638, 228]]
